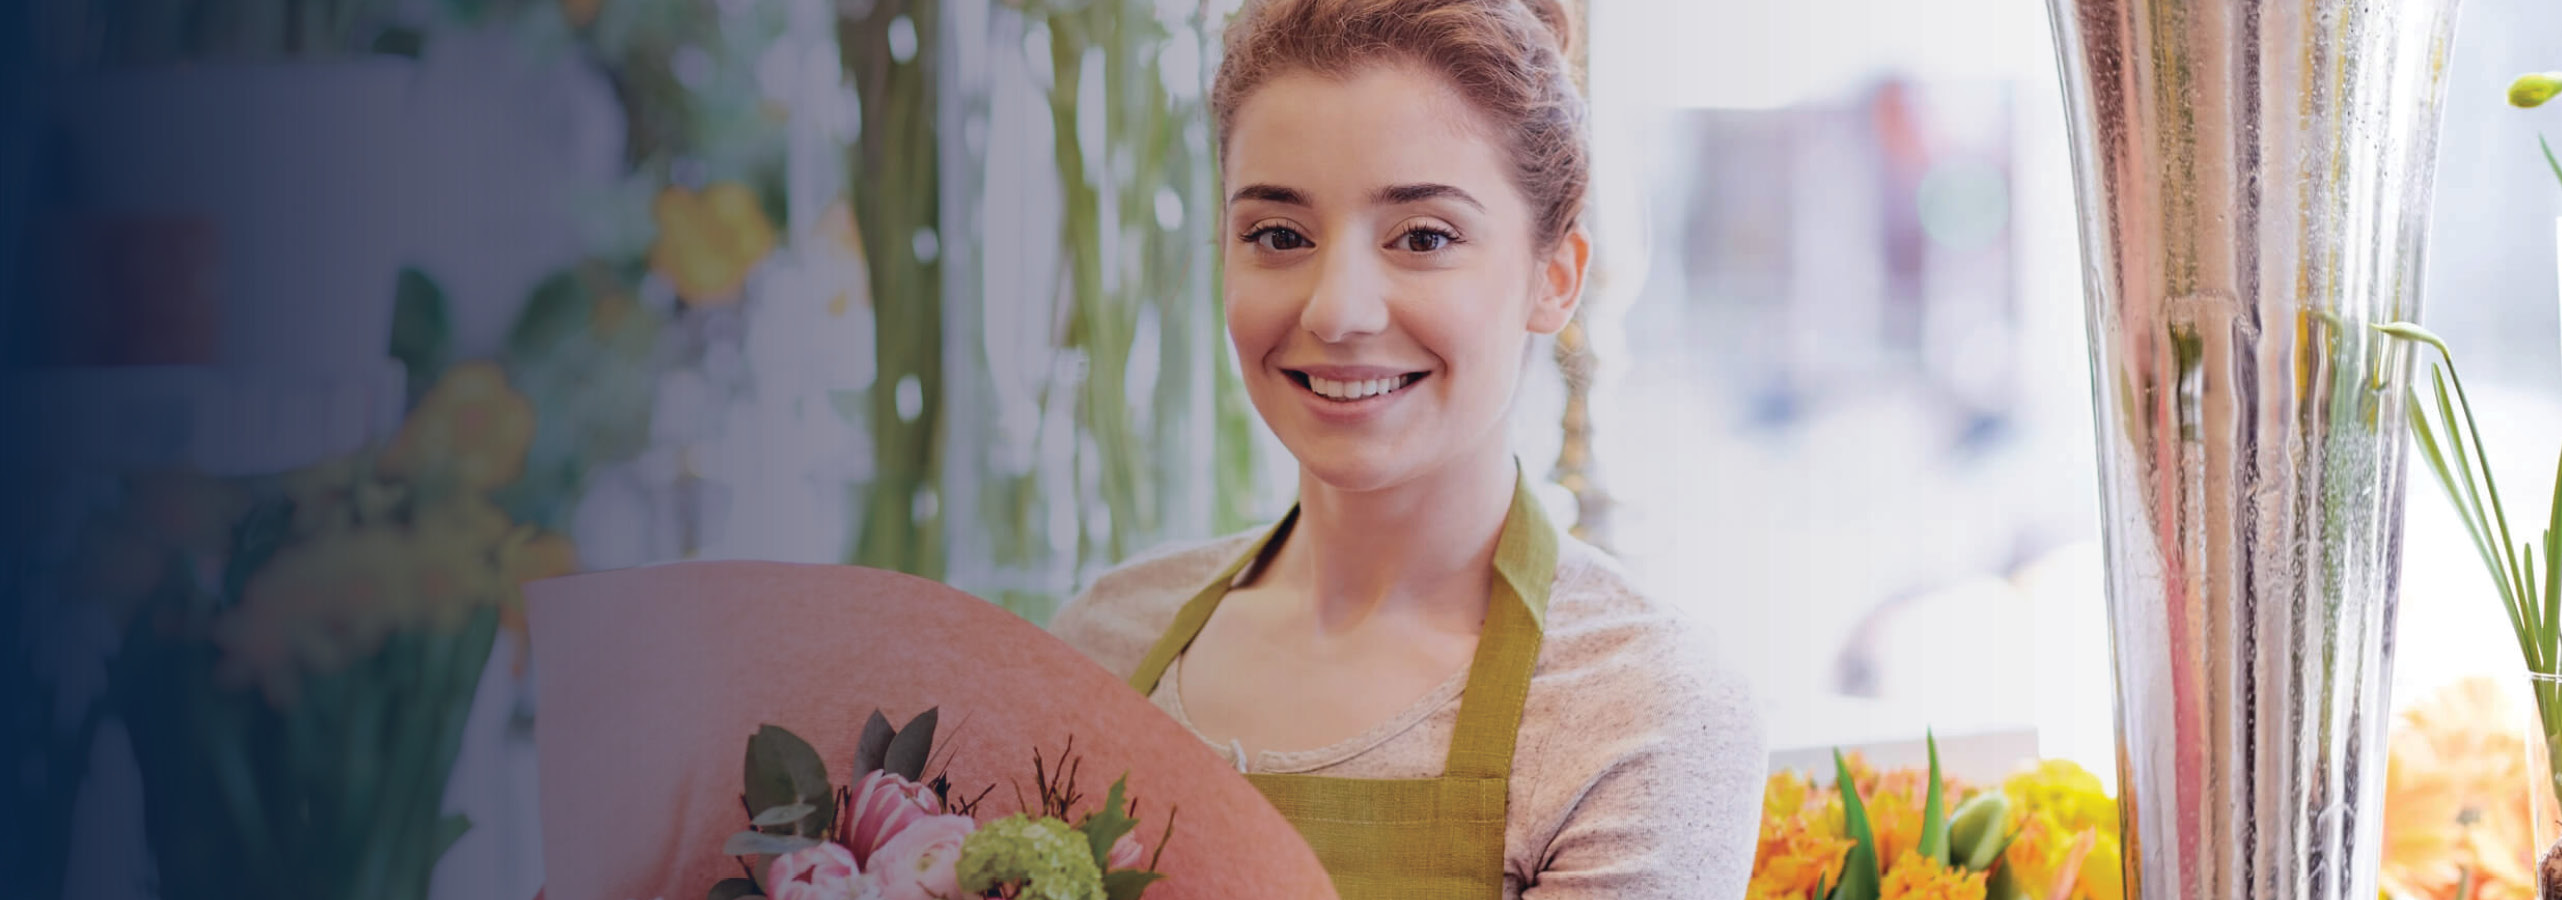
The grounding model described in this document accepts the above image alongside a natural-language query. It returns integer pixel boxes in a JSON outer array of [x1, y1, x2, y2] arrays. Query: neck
[[1276, 442, 1518, 632]]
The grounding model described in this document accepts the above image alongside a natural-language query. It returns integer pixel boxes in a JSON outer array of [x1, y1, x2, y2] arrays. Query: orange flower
[[1751, 816, 1855, 900], [2383, 677, 2535, 900], [379, 361, 536, 492], [650, 182, 777, 307], [1880, 851, 1987, 900]]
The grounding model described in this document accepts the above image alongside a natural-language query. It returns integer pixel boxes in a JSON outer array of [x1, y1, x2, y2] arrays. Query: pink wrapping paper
[[526, 560, 1336, 900]]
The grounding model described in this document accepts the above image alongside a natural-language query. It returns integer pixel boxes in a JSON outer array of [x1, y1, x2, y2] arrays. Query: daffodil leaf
[[389, 267, 451, 405]]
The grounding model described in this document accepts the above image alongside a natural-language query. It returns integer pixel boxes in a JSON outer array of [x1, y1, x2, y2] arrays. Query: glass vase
[[2043, 1, 2465, 898]]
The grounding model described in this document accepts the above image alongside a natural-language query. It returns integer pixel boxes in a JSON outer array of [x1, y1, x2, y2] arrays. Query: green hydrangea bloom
[[956, 814, 1105, 900]]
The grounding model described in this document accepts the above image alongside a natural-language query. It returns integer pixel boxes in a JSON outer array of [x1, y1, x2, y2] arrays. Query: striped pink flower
[[842, 770, 942, 867]]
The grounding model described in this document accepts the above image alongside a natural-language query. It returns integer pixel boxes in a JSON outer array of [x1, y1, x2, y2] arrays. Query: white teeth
[[1305, 374, 1411, 400]]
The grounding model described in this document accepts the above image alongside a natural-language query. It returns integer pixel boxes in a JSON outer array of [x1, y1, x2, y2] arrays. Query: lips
[[1284, 369, 1427, 402]]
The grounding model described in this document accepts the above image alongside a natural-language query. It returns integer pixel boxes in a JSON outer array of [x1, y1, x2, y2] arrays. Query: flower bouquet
[[1751, 735, 2121, 900], [2368, 67, 2562, 899], [524, 560, 1336, 900], [82, 361, 576, 900], [701, 710, 1167, 900]]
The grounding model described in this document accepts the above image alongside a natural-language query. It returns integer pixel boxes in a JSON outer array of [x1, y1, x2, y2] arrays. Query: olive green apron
[[1127, 469, 1557, 900]]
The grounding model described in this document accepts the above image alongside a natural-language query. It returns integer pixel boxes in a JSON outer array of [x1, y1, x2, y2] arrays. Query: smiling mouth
[[1285, 370, 1428, 402]]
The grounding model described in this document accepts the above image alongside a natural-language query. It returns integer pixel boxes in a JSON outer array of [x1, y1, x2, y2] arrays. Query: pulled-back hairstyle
[[1210, 0, 1590, 253]]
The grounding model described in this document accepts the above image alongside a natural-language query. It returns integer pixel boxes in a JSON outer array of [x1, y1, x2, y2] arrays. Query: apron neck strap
[[1124, 461, 1561, 781]]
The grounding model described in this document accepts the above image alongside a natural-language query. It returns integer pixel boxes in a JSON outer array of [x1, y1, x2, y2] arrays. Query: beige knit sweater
[[1047, 524, 1766, 898]]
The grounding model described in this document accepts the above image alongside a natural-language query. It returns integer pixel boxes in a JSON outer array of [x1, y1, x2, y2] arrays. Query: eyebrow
[[1373, 182, 1483, 212], [1224, 182, 1486, 213]]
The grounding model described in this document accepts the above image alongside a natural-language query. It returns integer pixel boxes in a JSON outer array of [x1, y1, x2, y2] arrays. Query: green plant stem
[[844, 0, 947, 578]]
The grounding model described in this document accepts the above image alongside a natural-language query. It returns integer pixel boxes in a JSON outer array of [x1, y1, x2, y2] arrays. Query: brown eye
[[1395, 227, 1455, 253], [1246, 226, 1310, 252]]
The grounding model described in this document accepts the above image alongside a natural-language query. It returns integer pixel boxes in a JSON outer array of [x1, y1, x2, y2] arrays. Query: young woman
[[1048, 0, 1766, 895]]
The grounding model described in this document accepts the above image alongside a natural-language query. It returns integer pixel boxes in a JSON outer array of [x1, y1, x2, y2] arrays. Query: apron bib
[[1127, 469, 1558, 899]]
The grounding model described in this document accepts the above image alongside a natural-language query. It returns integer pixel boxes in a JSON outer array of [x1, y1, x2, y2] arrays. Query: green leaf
[[884, 708, 938, 782], [2542, 135, 2562, 190], [745, 726, 831, 837], [2370, 321, 2449, 356], [1102, 869, 1165, 900], [370, 25, 425, 58], [722, 830, 822, 856], [1833, 750, 1881, 900], [854, 710, 896, 776], [751, 803, 817, 827], [1917, 731, 1948, 865], [505, 269, 593, 361], [707, 877, 764, 900], [431, 813, 472, 863], [389, 266, 452, 401], [1081, 776, 1141, 871]]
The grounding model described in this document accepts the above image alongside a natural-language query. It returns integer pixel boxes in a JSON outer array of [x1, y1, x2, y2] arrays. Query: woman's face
[[1222, 62, 1587, 494]]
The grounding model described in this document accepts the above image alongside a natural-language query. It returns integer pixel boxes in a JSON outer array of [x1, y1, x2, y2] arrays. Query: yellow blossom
[[649, 182, 777, 307], [1751, 812, 1856, 900], [1881, 851, 1988, 900], [379, 362, 536, 493]]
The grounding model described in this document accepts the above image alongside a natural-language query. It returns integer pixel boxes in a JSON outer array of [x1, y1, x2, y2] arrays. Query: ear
[[1526, 225, 1591, 336]]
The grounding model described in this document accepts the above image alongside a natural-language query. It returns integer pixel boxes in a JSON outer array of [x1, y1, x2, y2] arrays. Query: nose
[[1299, 244, 1390, 343]]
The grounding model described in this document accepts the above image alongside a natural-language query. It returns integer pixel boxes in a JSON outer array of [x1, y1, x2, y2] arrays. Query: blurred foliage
[[843, 0, 946, 579]]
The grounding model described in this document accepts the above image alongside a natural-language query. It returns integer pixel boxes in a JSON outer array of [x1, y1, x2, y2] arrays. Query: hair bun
[[1523, 0, 1577, 64]]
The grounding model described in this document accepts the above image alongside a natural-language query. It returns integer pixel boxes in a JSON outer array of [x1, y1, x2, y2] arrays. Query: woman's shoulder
[[1537, 535, 1749, 704], [1044, 530, 1261, 680], [1508, 536, 1766, 894]]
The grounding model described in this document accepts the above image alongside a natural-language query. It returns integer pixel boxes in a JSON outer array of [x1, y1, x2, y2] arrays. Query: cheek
[[1222, 277, 1292, 359]]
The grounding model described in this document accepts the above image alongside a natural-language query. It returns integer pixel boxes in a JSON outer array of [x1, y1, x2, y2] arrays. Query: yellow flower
[[1751, 812, 1857, 900], [649, 182, 777, 307], [379, 362, 537, 493], [1881, 851, 1988, 900], [2002, 811, 2122, 900], [2383, 677, 2535, 900], [213, 527, 417, 707], [2004, 759, 2117, 838]]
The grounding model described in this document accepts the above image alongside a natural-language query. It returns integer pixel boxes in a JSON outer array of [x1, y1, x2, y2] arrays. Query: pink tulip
[[1107, 832, 1145, 871], [765, 843, 870, 900], [859, 814, 977, 900], [843, 770, 943, 867]]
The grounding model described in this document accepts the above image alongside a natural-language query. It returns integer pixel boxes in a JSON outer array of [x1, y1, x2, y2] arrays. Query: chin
[[1281, 433, 1437, 495]]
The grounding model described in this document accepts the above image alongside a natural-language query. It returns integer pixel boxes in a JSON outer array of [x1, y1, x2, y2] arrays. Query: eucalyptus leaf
[[883, 708, 938, 782], [722, 830, 822, 857], [707, 878, 764, 900], [751, 803, 817, 827], [744, 725, 831, 836], [854, 710, 896, 776]]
